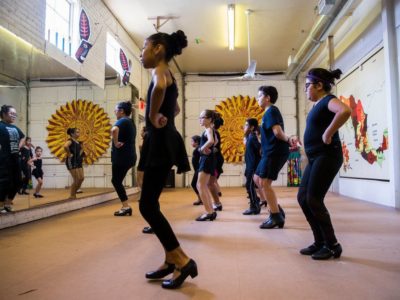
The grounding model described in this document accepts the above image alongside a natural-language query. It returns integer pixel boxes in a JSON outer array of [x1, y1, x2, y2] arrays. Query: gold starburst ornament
[[46, 99, 111, 164], [215, 95, 264, 163]]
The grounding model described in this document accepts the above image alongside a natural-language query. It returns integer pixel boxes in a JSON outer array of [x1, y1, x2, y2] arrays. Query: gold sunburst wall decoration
[[215, 95, 264, 163], [46, 99, 112, 164]]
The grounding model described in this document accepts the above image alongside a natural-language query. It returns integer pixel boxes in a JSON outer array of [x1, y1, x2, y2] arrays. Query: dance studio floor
[[0, 187, 399, 299]]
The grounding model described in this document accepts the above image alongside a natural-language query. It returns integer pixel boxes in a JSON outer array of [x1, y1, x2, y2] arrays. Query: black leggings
[[191, 170, 199, 195], [111, 163, 132, 202], [0, 158, 22, 202], [139, 165, 179, 252], [297, 152, 343, 246], [245, 172, 258, 207], [21, 165, 31, 191]]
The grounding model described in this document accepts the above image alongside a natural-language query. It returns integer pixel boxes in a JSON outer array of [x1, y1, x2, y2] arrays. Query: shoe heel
[[190, 268, 198, 278], [278, 223, 284, 228]]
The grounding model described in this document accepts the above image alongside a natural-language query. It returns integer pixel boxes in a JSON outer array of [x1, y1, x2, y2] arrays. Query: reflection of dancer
[[293, 68, 350, 260], [111, 101, 137, 217], [210, 114, 223, 211], [190, 135, 202, 205], [0, 105, 25, 213], [139, 30, 197, 289], [19, 137, 33, 195], [64, 128, 85, 200], [32, 146, 44, 198]]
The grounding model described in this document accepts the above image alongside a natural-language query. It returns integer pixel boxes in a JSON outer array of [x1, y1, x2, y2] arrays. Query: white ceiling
[[103, 0, 322, 74]]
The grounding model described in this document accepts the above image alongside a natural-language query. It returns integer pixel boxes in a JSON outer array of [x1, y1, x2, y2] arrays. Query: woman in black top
[[139, 30, 196, 289], [293, 68, 350, 260], [190, 135, 202, 205], [0, 105, 25, 213], [64, 128, 85, 199], [32, 146, 44, 198], [111, 101, 137, 216], [209, 114, 224, 211]]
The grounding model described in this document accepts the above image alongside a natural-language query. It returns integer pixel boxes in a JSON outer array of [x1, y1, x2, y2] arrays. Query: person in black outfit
[[254, 86, 290, 229], [19, 136, 33, 195], [209, 114, 223, 211], [64, 128, 85, 199], [242, 118, 262, 215], [0, 105, 25, 213], [190, 135, 202, 205], [293, 68, 350, 260], [111, 101, 137, 216], [32, 146, 44, 198], [139, 30, 197, 289]]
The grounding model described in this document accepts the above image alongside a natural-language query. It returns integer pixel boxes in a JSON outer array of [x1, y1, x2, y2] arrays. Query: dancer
[[32, 146, 44, 198], [242, 118, 262, 215], [111, 101, 137, 216], [139, 30, 197, 289], [19, 137, 33, 195], [210, 113, 223, 211], [294, 68, 350, 260], [0, 105, 25, 213], [254, 86, 290, 229], [196, 109, 217, 221], [64, 128, 85, 200], [191, 135, 202, 205]]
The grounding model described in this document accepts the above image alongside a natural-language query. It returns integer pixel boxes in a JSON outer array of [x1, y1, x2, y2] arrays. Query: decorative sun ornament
[[46, 99, 112, 165], [215, 95, 264, 163]]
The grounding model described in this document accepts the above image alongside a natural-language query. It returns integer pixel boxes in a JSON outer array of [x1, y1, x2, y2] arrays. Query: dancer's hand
[[114, 141, 124, 148], [322, 132, 332, 144], [152, 113, 168, 128]]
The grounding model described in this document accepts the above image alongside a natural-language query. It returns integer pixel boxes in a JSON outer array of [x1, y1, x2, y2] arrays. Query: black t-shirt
[[245, 132, 261, 174], [260, 106, 289, 157], [20, 147, 33, 167], [0, 121, 25, 162], [111, 117, 136, 166], [304, 94, 341, 156]]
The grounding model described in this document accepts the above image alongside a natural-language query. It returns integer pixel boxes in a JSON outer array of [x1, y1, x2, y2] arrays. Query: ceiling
[[103, 0, 322, 74]]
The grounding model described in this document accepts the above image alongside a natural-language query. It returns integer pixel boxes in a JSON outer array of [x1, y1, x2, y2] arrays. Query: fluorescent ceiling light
[[227, 4, 235, 50]]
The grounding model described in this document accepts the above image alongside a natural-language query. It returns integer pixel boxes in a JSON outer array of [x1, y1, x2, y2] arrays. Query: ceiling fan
[[226, 9, 257, 80]]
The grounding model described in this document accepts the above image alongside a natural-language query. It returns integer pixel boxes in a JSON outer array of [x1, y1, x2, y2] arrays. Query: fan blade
[[244, 60, 257, 78]]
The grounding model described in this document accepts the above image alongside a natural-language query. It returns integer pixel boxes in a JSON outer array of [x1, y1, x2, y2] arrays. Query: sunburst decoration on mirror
[[215, 95, 264, 163], [46, 99, 111, 164]]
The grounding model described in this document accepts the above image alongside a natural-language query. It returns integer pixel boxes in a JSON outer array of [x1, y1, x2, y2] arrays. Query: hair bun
[[170, 30, 188, 55], [331, 69, 342, 80]]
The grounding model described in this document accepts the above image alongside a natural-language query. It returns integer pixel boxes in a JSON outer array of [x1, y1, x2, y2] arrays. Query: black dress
[[65, 139, 83, 170], [198, 130, 215, 175], [140, 77, 190, 173], [32, 159, 43, 179]]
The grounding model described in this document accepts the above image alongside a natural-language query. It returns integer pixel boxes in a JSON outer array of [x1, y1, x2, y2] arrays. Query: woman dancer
[[294, 68, 350, 260], [139, 30, 197, 289], [210, 114, 224, 211], [196, 109, 217, 221], [0, 105, 25, 213], [111, 101, 137, 216], [64, 128, 84, 200]]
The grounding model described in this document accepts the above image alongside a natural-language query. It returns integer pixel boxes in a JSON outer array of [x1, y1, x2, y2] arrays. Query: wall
[[184, 75, 296, 187], [0, 86, 28, 134]]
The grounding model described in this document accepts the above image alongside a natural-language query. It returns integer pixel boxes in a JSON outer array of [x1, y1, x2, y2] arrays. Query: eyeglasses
[[305, 82, 316, 89], [8, 112, 17, 117], [199, 116, 209, 119]]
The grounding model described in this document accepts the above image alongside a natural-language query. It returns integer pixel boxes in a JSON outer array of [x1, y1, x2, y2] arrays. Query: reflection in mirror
[[0, 26, 138, 213]]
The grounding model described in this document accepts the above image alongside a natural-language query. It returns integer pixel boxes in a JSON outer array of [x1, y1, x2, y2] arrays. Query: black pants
[[245, 171, 258, 208], [297, 152, 343, 246], [111, 163, 132, 202], [21, 165, 31, 191], [0, 157, 22, 202], [191, 170, 199, 195], [139, 165, 179, 252]]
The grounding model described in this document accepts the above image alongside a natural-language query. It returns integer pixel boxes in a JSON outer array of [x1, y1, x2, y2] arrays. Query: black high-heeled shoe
[[259, 212, 285, 229], [278, 204, 286, 219], [242, 207, 260, 215], [162, 259, 198, 289], [146, 262, 175, 279], [259, 200, 267, 208], [312, 243, 342, 260], [213, 203, 223, 211], [142, 226, 154, 234], [33, 193, 44, 198], [114, 207, 132, 216], [299, 243, 323, 255], [195, 212, 217, 221], [193, 199, 203, 206]]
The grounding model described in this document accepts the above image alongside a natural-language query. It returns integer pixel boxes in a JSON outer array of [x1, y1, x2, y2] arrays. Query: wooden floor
[[0, 187, 399, 300], [11, 188, 114, 211]]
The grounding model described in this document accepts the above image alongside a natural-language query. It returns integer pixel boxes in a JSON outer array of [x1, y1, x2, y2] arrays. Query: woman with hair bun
[[64, 128, 85, 199], [292, 68, 351, 260], [139, 30, 197, 289], [0, 105, 25, 213], [111, 101, 137, 216]]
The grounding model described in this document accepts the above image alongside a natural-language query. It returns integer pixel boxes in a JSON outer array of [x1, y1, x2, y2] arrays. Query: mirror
[[0, 26, 138, 212]]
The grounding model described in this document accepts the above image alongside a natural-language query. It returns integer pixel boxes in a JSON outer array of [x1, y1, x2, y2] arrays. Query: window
[[45, 0, 79, 56], [106, 33, 123, 75]]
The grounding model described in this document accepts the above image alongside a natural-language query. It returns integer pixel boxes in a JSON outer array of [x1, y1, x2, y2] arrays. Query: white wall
[[184, 75, 296, 187], [0, 87, 28, 134]]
